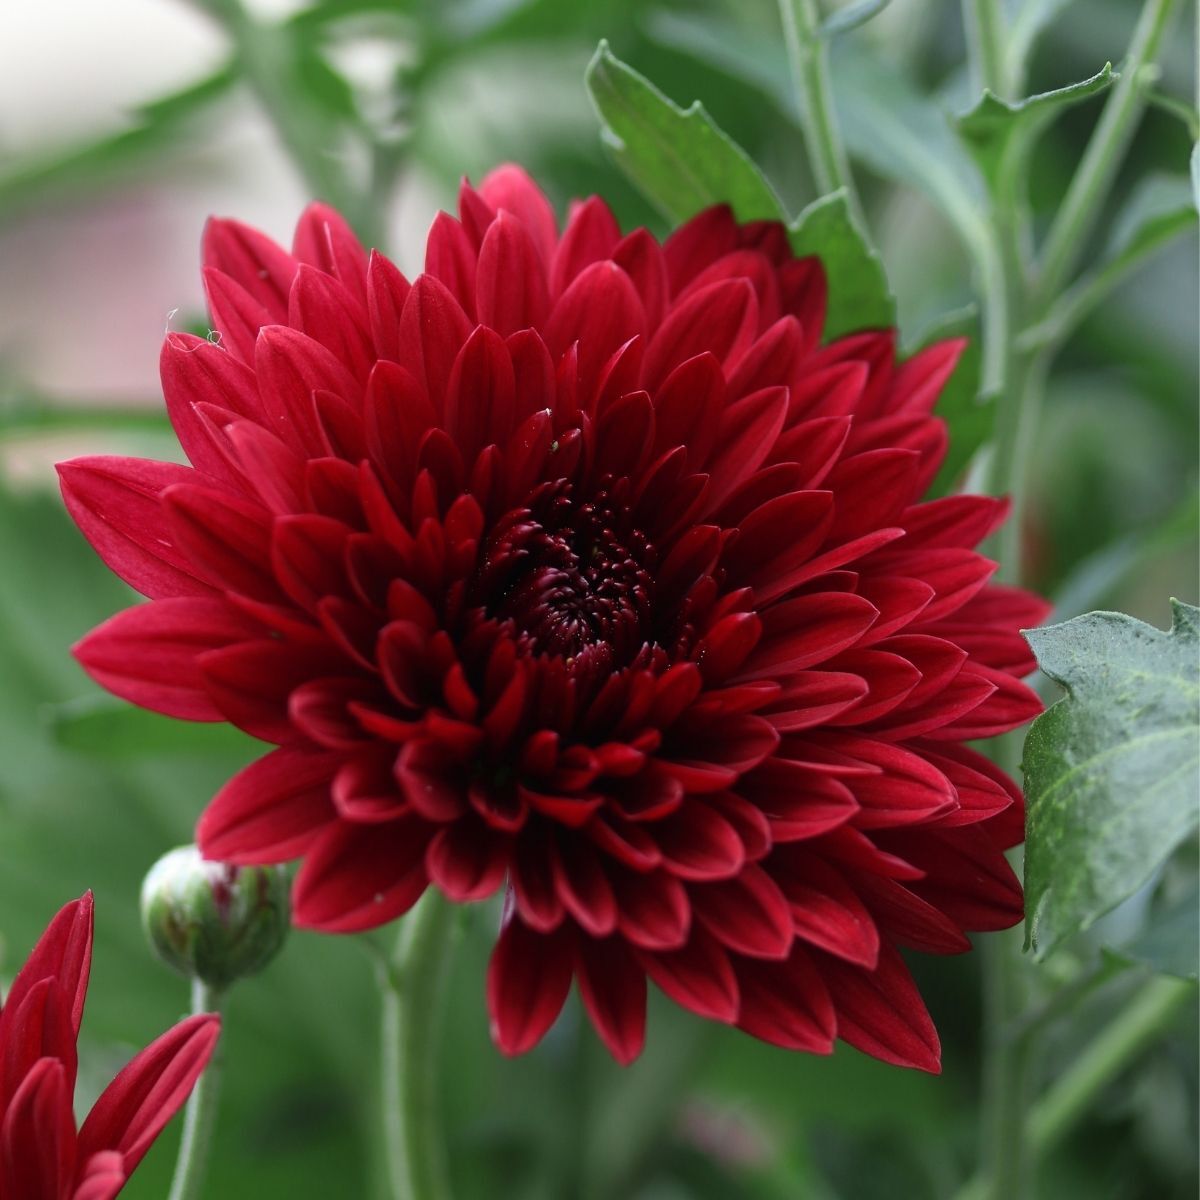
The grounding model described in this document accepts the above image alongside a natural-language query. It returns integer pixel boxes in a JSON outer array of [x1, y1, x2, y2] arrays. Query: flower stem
[[167, 980, 224, 1200], [963, 0, 1009, 98], [379, 891, 456, 1200], [778, 0, 863, 223], [953, 975, 1195, 1200], [1035, 0, 1182, 304], [1030, 975, 1195, 1155]]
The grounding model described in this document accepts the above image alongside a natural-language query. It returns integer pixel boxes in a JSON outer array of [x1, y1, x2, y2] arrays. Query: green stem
[[192, 0, 362, 224], [1030, 975, 1194, 1155], [977, 927, 1033, 1200], [954, 976, 1195, 1200], [963, 0, 1009, 98], [778, 0, 864, 223], [379, 891, 456, 1200], [1035, 0, 1182, 303], [167, 981, 224, 1200]]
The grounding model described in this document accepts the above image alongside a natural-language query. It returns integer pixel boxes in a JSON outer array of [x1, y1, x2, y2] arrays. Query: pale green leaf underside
[[1022, 600, 1200, 961], [585, 40, 784, 225], [957, 63, 1115, 190], [585, 41, 895, 341], [787, 190, 896, 338]]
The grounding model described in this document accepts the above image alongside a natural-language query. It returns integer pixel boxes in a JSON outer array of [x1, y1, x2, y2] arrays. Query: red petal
[[162, 483, 277, 601], [735, 944, 836, 1052], [637, 926, 739, 1022], [544, 261, 645, 410], [550, 196, 621, 296], [202, 216, 295, 319], [293, 202, 370, 301], [0, 892, 93, 1039], [612, 869, 691, 951], [367, 251, 412, 361], [577, 936, 646, 1065], [197, 746, 339, 863], [292, 817, 433, 932], [425, 821, 509, 902], [656, 802, 745, 882], [487, 917, 573, 1056], [691, 863, 794, 959], [395, 275, 472, 409], [424, 211, 478, 317], [775, 851, 880, 967], [77, 1014, 219, 1172], [202, 267, 271, 364], [478, 211, 550, 334], [0, 1058, 75, 1200], [645, 278, 757, 391], [74, 597, 258, 720], [57, 457, 211, 599], [477, 165, 559, 265], [821, 943, 941, 1072]]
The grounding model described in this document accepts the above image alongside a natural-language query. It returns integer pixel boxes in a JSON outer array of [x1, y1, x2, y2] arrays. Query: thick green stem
[[167, 981, 224, 1200], [954, 976, 1195, 1200], [964, 0, 1010, 98], [1035, 0, 1181, 303], [778, 0, 863, 223], [1030, 976, 1195, 1155], [380, 892, 456, 1200]]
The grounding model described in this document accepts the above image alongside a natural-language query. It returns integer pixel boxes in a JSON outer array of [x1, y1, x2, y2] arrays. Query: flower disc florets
[[59, 166, 1049, 1068]]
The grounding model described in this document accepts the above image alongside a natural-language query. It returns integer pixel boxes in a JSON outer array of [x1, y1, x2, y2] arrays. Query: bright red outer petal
[[197, 746, 340, 863], [76, 1014, 219, 1174], [0, 892, 93, 1038], [0, 1057, 76, 1200], [487, 917, 574, 1056], [72, 1152, 127, 1200], [56, 458, 211, 599], [0, 979, 77, 1124], [73, 598, 260, 721]]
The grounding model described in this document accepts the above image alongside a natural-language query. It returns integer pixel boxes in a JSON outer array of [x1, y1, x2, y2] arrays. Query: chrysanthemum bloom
[[0, 893, 219, 1197], [60, 167, 1048, 1069]]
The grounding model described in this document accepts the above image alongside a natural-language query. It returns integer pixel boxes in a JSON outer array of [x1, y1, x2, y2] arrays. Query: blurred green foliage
[[0, 0, 1196, 1198]]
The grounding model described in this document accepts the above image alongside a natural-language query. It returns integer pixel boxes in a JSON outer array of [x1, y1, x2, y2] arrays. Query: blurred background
[[0, 1, 1195, 1197]]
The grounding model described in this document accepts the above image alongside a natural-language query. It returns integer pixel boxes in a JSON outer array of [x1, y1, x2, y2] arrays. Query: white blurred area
[[0, 0, 432, 405]]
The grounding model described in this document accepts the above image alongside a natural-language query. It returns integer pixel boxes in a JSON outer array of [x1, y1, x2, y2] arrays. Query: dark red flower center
[[477, 479, 656, 669]]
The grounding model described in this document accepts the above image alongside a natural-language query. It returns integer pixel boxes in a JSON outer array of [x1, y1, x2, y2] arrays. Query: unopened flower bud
[[141, 846, 289, 991]]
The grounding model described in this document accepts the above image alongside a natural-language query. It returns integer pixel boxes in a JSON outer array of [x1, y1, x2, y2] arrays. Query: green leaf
[[1017, 173, 1198, 352], [1191, 143, 1199, 211], [1107, 878, 1199, 981], [584, 40, 786, 224], [1105, 173, 1198, 263], [1023, 600, 1200, 961], [788, 191, 895, 338], [821, 0, 893, 38], [909, 306, 992, 497], [957, 63, 1116, 193]]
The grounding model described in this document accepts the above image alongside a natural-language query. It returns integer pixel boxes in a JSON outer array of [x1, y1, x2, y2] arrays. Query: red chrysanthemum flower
[[59, 167, 1049, 1070], [0, 893, 218, 1197]]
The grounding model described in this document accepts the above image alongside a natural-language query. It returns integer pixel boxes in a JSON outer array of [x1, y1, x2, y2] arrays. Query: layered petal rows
[[0, 894, 219, 1199], [60, 167, 1048, 1070]]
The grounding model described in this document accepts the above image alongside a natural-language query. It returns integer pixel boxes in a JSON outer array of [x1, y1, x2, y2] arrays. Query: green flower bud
[[141, 846, 290, 992]]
